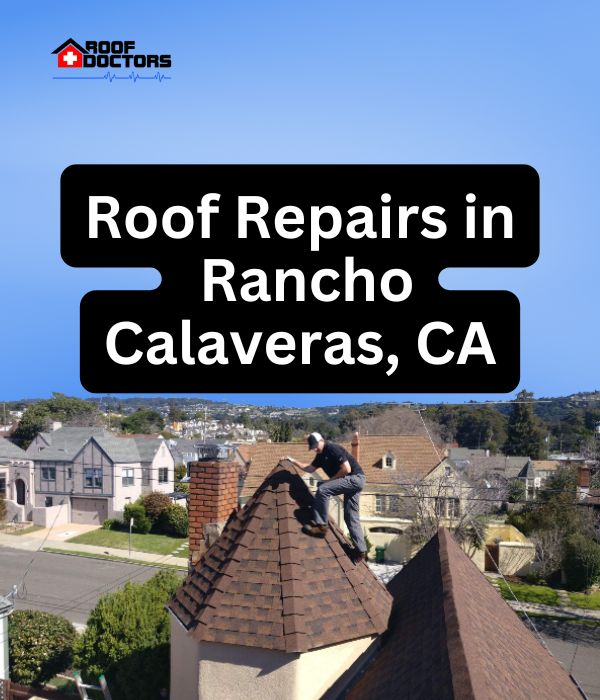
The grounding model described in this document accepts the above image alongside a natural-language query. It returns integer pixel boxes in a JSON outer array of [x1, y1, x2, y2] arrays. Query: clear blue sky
[[2, 2, 599, 408]]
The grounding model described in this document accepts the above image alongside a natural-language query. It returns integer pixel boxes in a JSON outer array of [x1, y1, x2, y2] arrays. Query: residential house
[[0, 438, 33, 521], [237, 434, 460, 562], [168, 459, 581, 700], [166, 438, 202, 470], [25, 426, 174, 524]]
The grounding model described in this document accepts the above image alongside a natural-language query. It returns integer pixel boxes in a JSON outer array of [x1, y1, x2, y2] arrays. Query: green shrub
[[123, 502, 151, 534], [174, 463, 187, 481], [102, 518, 121, 531], [0, 495, 6, 522], [73, 570, 180, 700], [9, 610, 76, 686], [563, 534, 600, 591], [142, 492, 172, 526], [159, 503, 188, 537]]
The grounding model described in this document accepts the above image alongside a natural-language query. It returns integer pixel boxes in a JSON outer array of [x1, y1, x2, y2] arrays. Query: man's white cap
[[307, 432, 324, 450]]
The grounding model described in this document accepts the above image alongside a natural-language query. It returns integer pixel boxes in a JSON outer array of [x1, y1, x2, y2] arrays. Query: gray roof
[[94, 436, 140, 463], [132, 437, 164, 462], [447, 447, 489, 460], [166, 438, 201, 465], [26, 427, 143, 464], [452, 454, 530, 480], [518, 461, 536, 479], [0, 438, 28, 460], [26, 426, 109, 460]]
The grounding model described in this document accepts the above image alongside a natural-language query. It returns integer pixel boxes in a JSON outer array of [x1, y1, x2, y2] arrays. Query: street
[[0, 546, 183, 626]]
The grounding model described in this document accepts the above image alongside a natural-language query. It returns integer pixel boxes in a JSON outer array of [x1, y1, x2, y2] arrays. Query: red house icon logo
[[51, 38, 88, 68]]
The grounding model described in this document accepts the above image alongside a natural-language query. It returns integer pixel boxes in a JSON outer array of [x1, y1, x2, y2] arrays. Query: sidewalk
[[506, 598, 600, 621], [0, 525, 188, 568]]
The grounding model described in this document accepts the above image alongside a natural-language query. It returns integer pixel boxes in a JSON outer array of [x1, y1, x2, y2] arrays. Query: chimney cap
[[194, 442, 234, 461]]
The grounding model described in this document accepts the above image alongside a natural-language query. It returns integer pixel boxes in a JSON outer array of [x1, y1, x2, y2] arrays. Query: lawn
[[567, 591, 600, 610], [67, 528, 187, 555], [494, 579, 561, 606]]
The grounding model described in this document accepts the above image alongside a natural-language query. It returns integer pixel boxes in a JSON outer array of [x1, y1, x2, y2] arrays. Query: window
[[122, 468, 134, 487], [435, 497, 460, 519], [44, 496, 53, 507], [388, 495, 400, 513], [41, 466, 56, 481], [375, 495, 401, 514], [84, 468, 102, 489], [383, 452, 396, 469], [66, 467, 73, 480], [158, 468, 169, 484], [0, 474, 6, 496]]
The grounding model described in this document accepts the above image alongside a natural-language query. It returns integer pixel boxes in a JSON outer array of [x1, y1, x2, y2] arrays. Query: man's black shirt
[[312, 442, 364, 479]]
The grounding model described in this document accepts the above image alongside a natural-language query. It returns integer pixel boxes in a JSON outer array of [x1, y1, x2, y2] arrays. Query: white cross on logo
[[62, 50, 79, 66]]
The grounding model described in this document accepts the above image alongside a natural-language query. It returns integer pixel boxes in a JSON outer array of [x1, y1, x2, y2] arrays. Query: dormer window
[[383, 452, 396, 469]]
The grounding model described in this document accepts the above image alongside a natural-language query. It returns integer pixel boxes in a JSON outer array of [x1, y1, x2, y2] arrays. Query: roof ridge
[[437, 529, 479, 700], [170, 462, 392, 653]]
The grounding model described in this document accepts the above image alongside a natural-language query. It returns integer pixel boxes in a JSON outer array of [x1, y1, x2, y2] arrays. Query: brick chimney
[[188, 460, 238, 567], [351, 431, 360, 462], [577, 465, 590, 501]]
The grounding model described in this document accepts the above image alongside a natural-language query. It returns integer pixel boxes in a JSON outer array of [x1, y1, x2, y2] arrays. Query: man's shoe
[[302, 523, 327, 538], [350, 548, 368, 563]]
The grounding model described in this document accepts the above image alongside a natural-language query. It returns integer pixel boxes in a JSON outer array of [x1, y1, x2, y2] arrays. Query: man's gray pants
[[313, 473, 367, 552]]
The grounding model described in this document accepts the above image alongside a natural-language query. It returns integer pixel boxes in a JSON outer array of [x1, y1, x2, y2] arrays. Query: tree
[[159, 504, 188, 537], [120, 408, 164, 434], [12, 393, 101, 448], [9, 610, 76, 686], [174, 463, 187, 481], [503, 390, 545, 458], [269, 421, 293, 442], [406, 466, 503, 549], [74, 571, 180, 700], [507, 479, 526, 503], [529, 527, 564, 582], [563, 534, 600, 591], [142, 492, 172, 526], [123, 502, 151, 534], [167, 403, 187, 424]]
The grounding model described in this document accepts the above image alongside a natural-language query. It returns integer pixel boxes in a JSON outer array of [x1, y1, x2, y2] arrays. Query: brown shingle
[[345, 529, 581, 700], [169, 461, 392, 653], [240, 436, 440, 497]]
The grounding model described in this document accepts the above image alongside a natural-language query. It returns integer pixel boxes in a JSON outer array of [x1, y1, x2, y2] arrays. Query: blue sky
[[1, 2, 599, 408]]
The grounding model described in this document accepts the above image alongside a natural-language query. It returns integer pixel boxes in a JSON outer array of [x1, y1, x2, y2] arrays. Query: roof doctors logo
[[51, 38, 172, 83]]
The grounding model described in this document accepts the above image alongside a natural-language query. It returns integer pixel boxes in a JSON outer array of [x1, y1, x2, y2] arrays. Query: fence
[[0, 679, 73, 700]]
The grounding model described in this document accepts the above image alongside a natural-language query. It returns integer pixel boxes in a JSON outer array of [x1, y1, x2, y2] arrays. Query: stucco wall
[[170, 614, 375, 700], [170, 617, 201, 700], [32, 502, 70, 527], [151, 442, 175, 494], [296, 635, 375, 699], [111, 462, 143, 516], [498, 541, 535, 576]]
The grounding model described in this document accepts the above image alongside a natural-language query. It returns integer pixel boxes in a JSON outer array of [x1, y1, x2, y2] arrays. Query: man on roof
[[287, 432, 367, 562]]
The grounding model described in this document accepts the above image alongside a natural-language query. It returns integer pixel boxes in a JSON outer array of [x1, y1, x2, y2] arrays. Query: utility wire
[[415, 410, 590, 698]]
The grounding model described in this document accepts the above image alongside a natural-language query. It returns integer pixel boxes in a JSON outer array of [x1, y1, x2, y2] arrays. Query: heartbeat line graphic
[[53, 71, 171, 83]]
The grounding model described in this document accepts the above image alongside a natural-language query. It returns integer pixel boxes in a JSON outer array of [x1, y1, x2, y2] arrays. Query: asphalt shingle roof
[[26, 427, 109, 460], [169, 461, 392, 653], [0, 438, 27, 460], [239, 436, 441, 497], [132, 437, 163, 462], [345, 529, 581, 700]]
